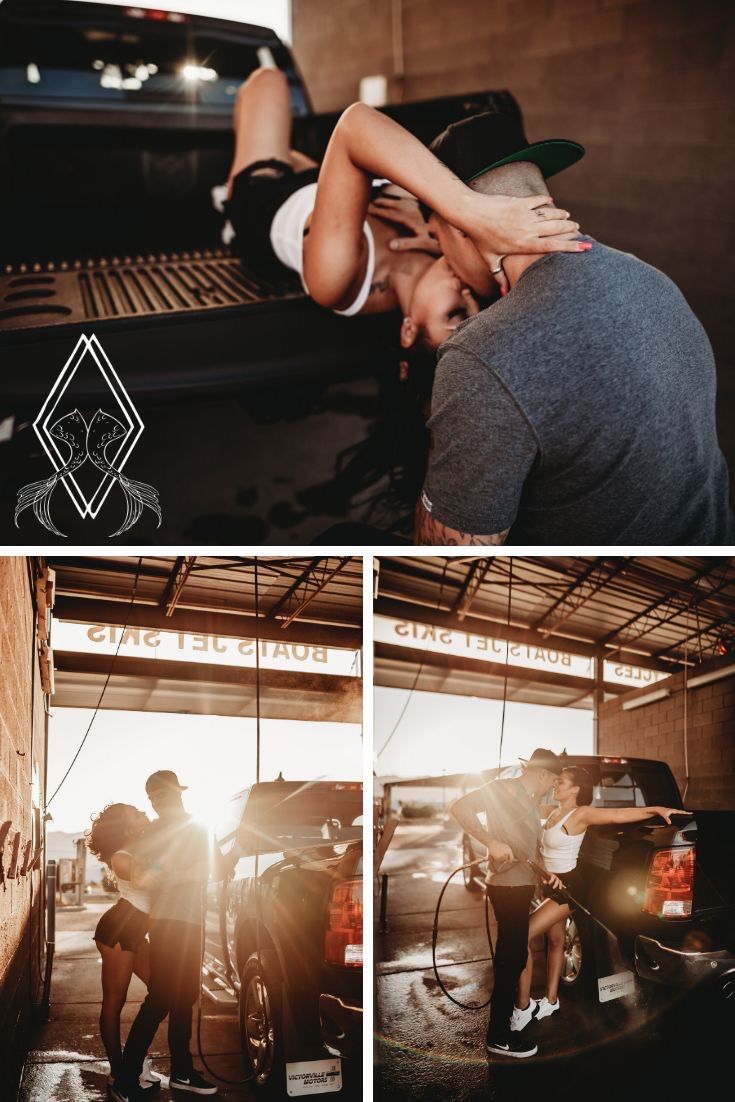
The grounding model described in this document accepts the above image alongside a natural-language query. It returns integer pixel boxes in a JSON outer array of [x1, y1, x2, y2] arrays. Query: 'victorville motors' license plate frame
[[286, 1058, 343, 1096], [597, 970, 636, 1003]]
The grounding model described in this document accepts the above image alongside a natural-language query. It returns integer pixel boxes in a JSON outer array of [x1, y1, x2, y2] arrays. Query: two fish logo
[[15, 334, 161, 538]]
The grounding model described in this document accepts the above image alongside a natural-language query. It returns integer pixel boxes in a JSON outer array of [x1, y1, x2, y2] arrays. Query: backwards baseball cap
[[145, 769, 188, 796], [518, 748, 564, 775], [421, 111, 584, 218]]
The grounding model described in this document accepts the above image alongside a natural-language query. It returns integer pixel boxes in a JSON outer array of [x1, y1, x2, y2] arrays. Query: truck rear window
[[0, 8, 305, 113], [590, 764, 680, 808]]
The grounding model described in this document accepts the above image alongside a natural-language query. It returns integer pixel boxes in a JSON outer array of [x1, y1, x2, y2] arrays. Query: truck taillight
[[643, 846, 695, 919], [325, 878, 362, 967]]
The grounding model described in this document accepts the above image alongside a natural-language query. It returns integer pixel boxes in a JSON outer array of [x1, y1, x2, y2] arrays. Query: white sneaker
[[140, 1058, 161, 1085], [510, 998, 538, 1032], [535, 996, 559, 1021]]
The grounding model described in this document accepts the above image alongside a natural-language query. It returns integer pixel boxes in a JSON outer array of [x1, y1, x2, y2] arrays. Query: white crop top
[[540, 810, 586, 873], [269, 182, 376, 316], [114, 849, 151, 914]]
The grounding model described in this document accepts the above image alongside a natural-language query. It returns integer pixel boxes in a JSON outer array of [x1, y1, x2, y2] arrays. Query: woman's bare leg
[[516, 899, 571, 1009], [227, 67, 295, 195], [96, 940, 136, 1078], [546, 918, 567, 1004]]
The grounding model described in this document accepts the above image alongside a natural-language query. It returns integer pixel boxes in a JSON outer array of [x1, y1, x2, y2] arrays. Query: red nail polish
[[500, 287, 507, 296], [579, 243, 592, 251]]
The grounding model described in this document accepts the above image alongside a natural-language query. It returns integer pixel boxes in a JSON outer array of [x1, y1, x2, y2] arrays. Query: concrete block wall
[[0, 557, 47, 1083], [291, 0, 735, 470], [598, 656, 735, 809]]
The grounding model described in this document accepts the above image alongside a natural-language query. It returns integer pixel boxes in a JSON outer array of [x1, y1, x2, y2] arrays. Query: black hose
[[431, 859, 496, 1010]]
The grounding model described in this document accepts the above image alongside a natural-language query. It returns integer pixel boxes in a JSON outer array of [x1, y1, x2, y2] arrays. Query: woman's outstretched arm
[[304, 102, 581, 308], [576, 805, 691, 827]]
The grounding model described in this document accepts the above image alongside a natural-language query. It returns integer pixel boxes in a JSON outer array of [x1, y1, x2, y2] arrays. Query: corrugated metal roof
[[376, 556, 734, 668], [47, 555, 363, 643], [375, 556, 735, 710]]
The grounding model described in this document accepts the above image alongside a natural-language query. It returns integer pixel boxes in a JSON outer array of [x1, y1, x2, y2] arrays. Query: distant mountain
[[47, 830, 106, 883]]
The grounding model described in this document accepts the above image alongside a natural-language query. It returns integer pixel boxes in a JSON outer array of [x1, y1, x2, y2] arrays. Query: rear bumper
[[635, 934, 735, 989], [319, 993, 362, 1060]]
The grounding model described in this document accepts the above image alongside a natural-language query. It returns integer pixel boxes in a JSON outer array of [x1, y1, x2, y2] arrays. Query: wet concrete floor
[[18, 901, 254, 1102], [375, 821, 732, 1102]]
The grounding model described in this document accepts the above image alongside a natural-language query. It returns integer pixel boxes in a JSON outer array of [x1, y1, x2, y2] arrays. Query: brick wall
[[598, 655, 735, 809], [0, 557, 47, 1086], [291, 0, 735, 470]]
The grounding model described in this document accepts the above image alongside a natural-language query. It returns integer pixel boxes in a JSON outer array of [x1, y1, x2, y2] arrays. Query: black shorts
[[94, 898, 149, 953], [542, 866, 586, 913], [224, 159, 320, 281]]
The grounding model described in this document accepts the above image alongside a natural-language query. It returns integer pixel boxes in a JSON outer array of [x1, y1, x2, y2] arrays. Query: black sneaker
[[486, 1034, 538, 1058], [169, 1071, 218, 1095]]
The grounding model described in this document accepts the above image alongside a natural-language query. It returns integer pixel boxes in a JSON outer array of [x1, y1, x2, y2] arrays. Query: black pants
[[486, 884, 534, 1043], [121, 918, 201, 1080]]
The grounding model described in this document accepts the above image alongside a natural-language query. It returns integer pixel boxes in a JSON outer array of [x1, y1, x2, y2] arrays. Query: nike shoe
[[510, 998, 538, 1032], [535, 996, 560, 1020], [169, 1071, 218, 1095], [140, 1058, 161, 1086], [486, 1035, 538, 1058]]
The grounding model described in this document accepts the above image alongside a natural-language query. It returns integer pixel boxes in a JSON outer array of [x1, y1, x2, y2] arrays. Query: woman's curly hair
[[85, 803, 140, 866]]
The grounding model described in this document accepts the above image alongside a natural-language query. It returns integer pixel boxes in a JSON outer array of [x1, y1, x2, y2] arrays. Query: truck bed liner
[[0, 248, 302, 331]]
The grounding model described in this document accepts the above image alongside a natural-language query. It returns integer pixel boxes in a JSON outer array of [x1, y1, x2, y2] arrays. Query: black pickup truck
[[205, 779, 363, 1098], [0, 0, 519, 403], [461, 756, 735, 1009]]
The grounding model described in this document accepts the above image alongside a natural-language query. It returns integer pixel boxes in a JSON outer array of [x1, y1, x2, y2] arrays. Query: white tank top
[[540, 810, 586, 873], [269, 182, 376, 317], [113, 849, 150, 914]]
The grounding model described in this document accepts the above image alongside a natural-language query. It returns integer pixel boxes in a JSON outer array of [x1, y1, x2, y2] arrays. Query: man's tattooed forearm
[[414, 504, 509, 545]]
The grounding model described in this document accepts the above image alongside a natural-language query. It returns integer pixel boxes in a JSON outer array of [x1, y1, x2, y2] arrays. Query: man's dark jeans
[[121, 918, 201, 1081], [485, 883, 534, 1043]]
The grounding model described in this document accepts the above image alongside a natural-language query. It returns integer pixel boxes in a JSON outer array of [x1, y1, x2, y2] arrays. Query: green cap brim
[[468, 139, 585, 183]]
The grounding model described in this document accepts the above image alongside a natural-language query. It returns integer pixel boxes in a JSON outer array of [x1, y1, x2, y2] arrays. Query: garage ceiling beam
[[375, 641, 627, 698], [453, 560, 494, 620], [53, 650, 359, 696], [52, 655, 361, 722], [265, 557, 352, 628], [374, 596, 675, 673], [652, 612, 735, 661], [533, 558, 629, 637], [53, 596, 361, 650], [600, 559, 731, 657], [159, 556, 197, 616]]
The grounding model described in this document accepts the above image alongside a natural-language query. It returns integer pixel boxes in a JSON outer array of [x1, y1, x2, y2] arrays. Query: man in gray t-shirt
[[116, 771, 217, 1100], [416, 112, 733, 546], [450, 749, 563, 1058]]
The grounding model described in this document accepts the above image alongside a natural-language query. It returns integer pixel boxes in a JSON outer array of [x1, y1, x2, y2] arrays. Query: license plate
[[286, 1058, 343, 1096], [597, 970, 635, 1003]]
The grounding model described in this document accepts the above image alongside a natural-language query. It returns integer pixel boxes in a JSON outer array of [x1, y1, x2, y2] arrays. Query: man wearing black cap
[[449, 749, 564, 1058], [416, 111, 733, 546], [111, 771, 217, 1101]]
